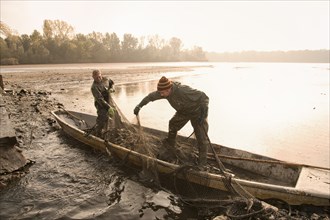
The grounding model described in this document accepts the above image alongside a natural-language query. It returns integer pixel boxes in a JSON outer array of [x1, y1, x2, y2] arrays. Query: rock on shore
[[0, 85, 62, 188], [0, 90, 27, 187]]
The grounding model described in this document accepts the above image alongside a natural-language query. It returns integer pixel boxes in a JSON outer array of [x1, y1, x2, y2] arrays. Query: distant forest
[[0, 20, 329, 65], [0, 20, 206, 65]]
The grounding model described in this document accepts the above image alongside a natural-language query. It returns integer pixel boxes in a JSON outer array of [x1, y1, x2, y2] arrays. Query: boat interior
[[55, 110, 302, 188]]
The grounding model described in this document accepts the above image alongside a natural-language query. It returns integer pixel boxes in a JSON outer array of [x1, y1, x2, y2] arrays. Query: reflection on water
[[112, 63, 329, 168], [1, 62, 329, 219]]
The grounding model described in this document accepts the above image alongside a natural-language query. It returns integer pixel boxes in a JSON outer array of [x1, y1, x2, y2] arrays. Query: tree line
[[0, 20, 207, 65]]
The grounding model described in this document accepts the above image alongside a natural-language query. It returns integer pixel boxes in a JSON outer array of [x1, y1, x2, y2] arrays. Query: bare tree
[[43, 19, 75, 40], [0, 21, 18, 38]]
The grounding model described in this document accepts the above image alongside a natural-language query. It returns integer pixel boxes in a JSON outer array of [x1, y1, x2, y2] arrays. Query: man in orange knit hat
[[134, 76, 209, 167]]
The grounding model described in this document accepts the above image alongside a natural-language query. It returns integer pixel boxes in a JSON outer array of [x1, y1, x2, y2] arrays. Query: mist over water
[[113, 62, 329, 168]]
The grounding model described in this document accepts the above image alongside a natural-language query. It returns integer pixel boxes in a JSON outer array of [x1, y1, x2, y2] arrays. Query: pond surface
[[1, 62, 328, 219]]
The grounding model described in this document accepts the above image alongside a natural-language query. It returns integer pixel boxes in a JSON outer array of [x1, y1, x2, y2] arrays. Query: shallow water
[[112, 62, 329, 168], [46, 62, 329, 168], [1, 62, 329, 219]]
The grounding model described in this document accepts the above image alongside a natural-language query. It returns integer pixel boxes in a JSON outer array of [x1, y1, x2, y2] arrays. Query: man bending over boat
[[91, 69, 115, 138], [134, 76, 209, 167]]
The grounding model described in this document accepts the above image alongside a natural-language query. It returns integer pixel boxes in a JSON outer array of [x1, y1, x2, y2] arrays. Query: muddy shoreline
[[0, 66, 329, 219], [0, 66, 194, 186]]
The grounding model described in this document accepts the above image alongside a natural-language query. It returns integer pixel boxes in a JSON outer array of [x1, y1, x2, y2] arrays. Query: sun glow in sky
[[1, 1, 329, 52]]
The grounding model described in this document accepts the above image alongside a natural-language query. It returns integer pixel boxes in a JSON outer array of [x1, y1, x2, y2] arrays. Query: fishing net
[[84, 91, 290, 219], [101, 90, 198, 167], [61, 101, 323, 219], [104, 94, 159, 158]]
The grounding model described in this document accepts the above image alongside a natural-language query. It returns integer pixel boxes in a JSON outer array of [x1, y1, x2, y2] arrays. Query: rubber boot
[[92, 123, 102, 137], [198, 143, 208, 167], [164, 131, 180, 163], [167, 131, 177, 148]]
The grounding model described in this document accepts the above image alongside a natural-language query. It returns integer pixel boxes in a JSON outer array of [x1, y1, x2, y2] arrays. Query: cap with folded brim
[[157, 76, 173, 91]]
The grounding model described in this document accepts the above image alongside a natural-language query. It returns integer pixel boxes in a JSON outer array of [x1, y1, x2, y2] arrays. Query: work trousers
[[168, 111, 209, 165], [95, 108, 108, 137]]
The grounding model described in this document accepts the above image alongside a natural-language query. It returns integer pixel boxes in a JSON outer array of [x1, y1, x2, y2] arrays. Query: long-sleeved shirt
[[138, 82, 209, 115], [91, 77, 110, 110]]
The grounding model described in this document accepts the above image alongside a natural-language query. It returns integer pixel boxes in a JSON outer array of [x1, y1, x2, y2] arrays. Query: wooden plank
[[295, 167, 330, 196]]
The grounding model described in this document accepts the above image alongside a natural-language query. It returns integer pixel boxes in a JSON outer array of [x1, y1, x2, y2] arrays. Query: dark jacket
[[91, 77, 111, 110], [138, 82, 209, 115]]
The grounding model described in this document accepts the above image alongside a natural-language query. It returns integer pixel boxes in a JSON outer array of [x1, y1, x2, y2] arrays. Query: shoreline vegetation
[[1, 20, 329, 65]]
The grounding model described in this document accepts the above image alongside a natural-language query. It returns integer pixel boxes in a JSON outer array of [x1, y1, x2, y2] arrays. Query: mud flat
[[0, 66, 194, 188], [0, 66, 329, 219]]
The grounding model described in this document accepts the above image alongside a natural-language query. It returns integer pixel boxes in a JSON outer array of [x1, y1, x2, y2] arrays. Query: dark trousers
[[168, 112, 209, 165], [95, 108, 108, 137]]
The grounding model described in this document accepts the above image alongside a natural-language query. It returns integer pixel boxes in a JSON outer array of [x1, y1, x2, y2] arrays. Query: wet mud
[[0, 67, 329, 219], [0, 68, 197, 219]]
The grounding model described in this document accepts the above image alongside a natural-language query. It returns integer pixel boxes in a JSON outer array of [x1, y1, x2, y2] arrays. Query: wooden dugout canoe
[[51, 109, 330, 206]]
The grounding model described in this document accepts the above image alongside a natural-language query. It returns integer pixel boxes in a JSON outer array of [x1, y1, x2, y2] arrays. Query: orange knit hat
[[157, 76, 173, 91]]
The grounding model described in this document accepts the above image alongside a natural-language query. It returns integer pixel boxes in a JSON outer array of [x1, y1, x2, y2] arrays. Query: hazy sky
[[1, 1, 329, 52]]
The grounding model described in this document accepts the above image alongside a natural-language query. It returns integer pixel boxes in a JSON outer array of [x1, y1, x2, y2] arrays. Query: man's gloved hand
[[108, 106, 116, 118], [134, 105, 141, 115], [199, 105, 208, 124], [109, 79, 114, 89]]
